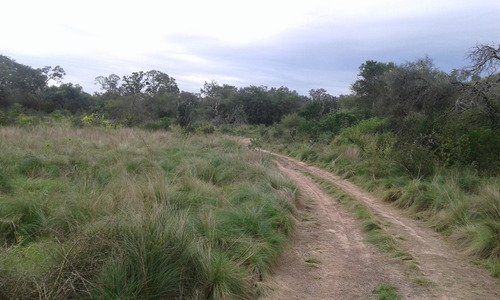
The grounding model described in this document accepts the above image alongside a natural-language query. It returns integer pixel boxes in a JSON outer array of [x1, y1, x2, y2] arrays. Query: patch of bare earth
[[240, 139, 500, 300], [260, 161, 424, 299]]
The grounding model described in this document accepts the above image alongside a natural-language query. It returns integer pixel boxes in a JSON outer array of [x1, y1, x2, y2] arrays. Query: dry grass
[[0, 125, 297, 298]]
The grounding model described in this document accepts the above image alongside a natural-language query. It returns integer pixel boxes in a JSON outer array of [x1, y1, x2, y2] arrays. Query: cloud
[[1, 0, 499, 96]]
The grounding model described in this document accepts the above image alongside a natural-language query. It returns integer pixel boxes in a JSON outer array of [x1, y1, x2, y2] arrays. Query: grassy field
[[0, 125, 297, 299]]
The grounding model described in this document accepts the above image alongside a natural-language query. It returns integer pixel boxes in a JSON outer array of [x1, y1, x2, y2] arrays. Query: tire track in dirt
[[241, 139, 500, 299], [260, 160, 423, 299]]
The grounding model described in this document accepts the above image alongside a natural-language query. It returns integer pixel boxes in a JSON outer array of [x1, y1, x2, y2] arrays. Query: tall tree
[[351, 60, 395, 116], [39, 65, 66, 86], [122, 71, 146, 95], [95, 74, 122, 95], [177, 92, 198, 128], [144, 70, 179, 95], [0, 55, 66, 111], [308, 88, 338, 117], [200, 81, 238, 125]]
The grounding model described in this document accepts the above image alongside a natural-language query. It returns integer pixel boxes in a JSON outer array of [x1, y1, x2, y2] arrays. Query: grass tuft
[[0, 126, 298, 298], [372, 285, 401, 300]]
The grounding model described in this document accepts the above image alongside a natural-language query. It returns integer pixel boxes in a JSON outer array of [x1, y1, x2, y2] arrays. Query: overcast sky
[[1, 0, 499, 96]]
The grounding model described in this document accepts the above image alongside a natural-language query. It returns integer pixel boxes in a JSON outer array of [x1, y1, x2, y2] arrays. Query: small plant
[[372, 285, 401, 300], [102, 120, 113, 129], [159, 117, 171, 130], [17, 113, 33, 126], [82, 113, 97, 125], [51, 113, 64, 122], [305, 257, 321, 264]]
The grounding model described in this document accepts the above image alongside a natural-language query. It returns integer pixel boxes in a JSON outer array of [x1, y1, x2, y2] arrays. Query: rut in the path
[[248, 141, 500, 300], [260, 161, 425, 299]]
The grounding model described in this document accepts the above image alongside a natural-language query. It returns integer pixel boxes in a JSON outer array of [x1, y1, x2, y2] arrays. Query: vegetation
[[253, 43, 500, 275], [0, 42, 499, 298], [372, 285, 401, 300], [0, 124, 297, 298]]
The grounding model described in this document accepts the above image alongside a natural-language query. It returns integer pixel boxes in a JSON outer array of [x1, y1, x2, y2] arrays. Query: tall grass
[[0, 125, 297, 298]]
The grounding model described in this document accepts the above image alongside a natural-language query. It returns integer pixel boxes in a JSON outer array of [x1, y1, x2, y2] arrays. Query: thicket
[[0, 125, 297, 298]]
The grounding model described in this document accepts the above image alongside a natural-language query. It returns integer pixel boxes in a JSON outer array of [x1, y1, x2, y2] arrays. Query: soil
[[241, 139, 500, 300]]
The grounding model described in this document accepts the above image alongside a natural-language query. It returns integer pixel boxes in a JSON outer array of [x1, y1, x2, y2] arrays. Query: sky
[[1, 0, 499, 96]]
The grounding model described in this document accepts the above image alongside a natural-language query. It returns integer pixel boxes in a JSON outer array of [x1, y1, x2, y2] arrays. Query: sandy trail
[[260, 161, 425, 299], [241, 139, 500, 299]]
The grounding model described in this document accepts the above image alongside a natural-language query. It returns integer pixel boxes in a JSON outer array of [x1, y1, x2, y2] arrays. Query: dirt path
[[241, 139, 500, 299], [260, 161, 425, 299]]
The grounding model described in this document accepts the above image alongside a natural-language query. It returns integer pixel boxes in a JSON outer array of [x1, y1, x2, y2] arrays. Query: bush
[[281, 113, 302, 129], [394, 144, 436, 179], [196, 122, 215, 135], [18, 157, 45, 178], [144, 117, 171, 131], [317, 112, 358, 135], [437, 128, 500, 174], [92, 209, 203, 299]]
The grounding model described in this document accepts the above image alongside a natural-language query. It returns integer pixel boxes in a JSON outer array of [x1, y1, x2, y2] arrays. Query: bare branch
[[465, 42, 500, 76]]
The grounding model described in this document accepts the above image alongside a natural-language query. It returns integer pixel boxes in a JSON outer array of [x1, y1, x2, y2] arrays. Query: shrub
[[144, 117, 171, 131], [394, 143, 436, 179], [51, 113, 64, 122], [196, 122, 215, 135], [281, 113, 302, 129], [18, 157, 45, 178], [317, 112, 358, 135], [437, 128, 500, 174], [92, 209, 203, 299]]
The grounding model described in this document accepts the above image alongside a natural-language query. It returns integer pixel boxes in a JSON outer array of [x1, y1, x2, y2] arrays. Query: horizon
[[1, 0, 499, 96]]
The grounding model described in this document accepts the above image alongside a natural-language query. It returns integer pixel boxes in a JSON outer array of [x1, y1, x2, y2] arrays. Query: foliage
[[372, 285, 401, 300], [0, 126, 297, 298], [177, 91, 198, 128], [298, 101, 322, 120], [144, 117, 172, 131]]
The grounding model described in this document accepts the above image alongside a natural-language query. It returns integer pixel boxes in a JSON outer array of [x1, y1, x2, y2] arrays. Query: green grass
[[305, 256, 321, 264], [372, 285, 401, 300], [0, 126, 297, 298]]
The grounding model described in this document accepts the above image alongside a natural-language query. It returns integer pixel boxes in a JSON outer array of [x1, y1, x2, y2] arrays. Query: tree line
[[0, 56, 314, 127], [0, 43, 499, 173]]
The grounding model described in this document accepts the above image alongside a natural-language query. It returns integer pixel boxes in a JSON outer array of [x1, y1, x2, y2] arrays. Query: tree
[[95, 74, 122, 95], [200, 81, 238, 125], [0, 55, 65, 111], [177, 92, 198, 128], [298, 101, 322, 120], [454, 42, 500, 127], [270, 86, 304, 119], [385, 57, 455, 118], [308, 88, 338, 116], [464, 42, 500, 77], [43, 83, 91, 113], [144, 70, 179, 95], [351, 60, 395, 116], [39, 65, 66, 86], [234, 85, 273, 125], [122, 71, 146, 95]]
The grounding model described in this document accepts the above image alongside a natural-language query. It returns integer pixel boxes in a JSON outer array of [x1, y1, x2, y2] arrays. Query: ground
[[240, 139, 500, 299]]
